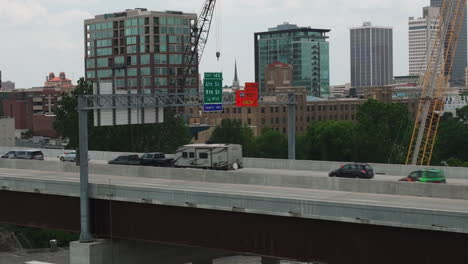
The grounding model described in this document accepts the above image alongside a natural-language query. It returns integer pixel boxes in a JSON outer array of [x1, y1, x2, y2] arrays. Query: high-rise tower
[[350, 22, 393, 91], [254, 22, 330, 97], [408, 7, 440, 76], [431, 0, 467, 86]]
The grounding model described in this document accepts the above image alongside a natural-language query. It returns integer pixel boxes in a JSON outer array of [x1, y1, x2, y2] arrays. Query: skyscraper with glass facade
[[350, 22, 393, 90], [254, 23, 330, 97], [430, 0, 467, 86], [84, 8, 198, 95]]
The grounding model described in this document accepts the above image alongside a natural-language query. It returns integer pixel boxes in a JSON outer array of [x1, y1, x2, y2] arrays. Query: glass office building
[[431, 0, 467, 86], [84, 8, 198, 94], [254, 23, 330, 97], [350, 22, 393, 90]]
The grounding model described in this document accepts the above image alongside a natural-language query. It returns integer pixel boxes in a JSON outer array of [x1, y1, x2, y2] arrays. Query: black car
[[140, 152, 174, 167], [108, 155, 141, 166], [329, 163, 374, 179]]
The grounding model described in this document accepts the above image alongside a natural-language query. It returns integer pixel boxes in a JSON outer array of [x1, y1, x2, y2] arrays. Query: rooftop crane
[[179, 0, 217, 92], [406, 0, 467, 165]]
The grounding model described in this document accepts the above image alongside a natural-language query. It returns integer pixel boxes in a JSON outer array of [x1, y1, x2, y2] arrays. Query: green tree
[[53, 78, 92, 149], [298, 121, 356, 161], [254, 128, 288, 159], [355, 99, 411, 163], [209, 119, 255, 156], [433, 111, 468, 165]]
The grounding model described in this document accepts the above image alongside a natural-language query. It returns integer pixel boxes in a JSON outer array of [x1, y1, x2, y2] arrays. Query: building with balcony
[[254, 22, 330, 97], [84, 8, 198, 94]]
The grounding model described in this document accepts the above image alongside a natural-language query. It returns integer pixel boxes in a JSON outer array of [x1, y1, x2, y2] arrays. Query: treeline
[[210, 100, 468, 166]]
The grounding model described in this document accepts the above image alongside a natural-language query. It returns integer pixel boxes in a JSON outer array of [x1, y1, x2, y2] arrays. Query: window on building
[[248, 108, 251, 114], [127, 79, 138, 87], [96, 58, 108, 68], [140, 54, 150, 65], [115, 56, 125, 65], [114, 69, 125, 77], [261, 107, 265, 113], [141, 67, 151, 76], [86, 71, 95, 78], [199, 153, 208, 159], [127, 68, 137, 76], [189, 152, 195, 158], [248, 119, 251, 125], [97, 70, 112, 78], [126, 45, 137, 54], [86, 59, 95, 68]]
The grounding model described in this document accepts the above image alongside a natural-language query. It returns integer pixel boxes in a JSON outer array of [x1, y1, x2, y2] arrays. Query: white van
[[174, 144, 243, 170]]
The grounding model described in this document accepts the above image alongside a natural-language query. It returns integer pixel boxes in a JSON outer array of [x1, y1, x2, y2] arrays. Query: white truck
[[174, 144, 243, 170]]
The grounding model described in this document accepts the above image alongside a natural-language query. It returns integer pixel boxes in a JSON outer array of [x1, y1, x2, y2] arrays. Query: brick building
[[0, 72, 75, 138], [189, 63, 418, 137]]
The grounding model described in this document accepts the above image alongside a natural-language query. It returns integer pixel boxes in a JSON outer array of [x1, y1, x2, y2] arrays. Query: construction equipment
[[179, 0, 217, 92], [406, 0, 467, 165]]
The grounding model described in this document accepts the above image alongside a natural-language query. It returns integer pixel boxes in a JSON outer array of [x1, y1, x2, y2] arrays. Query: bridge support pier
[[70, 239, 233, 264]]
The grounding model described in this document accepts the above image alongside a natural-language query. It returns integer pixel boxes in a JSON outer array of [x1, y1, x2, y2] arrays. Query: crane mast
[[179, 0, 217, 92], [406, 0, 467, 165]]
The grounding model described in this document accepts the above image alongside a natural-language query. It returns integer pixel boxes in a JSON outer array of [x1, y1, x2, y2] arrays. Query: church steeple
[[232, 59, 240, 89]]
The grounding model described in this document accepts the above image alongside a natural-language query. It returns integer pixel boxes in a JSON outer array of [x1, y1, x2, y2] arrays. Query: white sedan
[[59, 152, 76, 162]]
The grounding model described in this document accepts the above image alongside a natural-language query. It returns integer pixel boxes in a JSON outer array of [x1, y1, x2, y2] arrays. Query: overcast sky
[[0, 0, 432, 88]]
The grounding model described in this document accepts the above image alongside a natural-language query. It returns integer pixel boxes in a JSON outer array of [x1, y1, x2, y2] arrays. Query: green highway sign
[[204, 72, 223, 112]]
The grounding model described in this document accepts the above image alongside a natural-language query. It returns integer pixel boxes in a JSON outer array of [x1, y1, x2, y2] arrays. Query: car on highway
[[399, 169, 447, 184], [59, 152, 76, 162], [329, 163, 374, 179], [108, 155, 141, 166], [1, 151, 16, 159], [140, 152, 174, 167], [1, 150, 44, 160]]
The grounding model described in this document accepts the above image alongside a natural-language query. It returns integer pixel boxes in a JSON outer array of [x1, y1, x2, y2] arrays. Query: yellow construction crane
[[406, 0, 467, 165]]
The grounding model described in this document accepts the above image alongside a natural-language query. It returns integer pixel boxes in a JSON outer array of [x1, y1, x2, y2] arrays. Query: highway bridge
[[1, 157, 468, 264]]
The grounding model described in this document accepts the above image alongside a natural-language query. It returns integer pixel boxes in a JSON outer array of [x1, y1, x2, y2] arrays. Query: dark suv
[[329, 163, 374, 179], [108, 155, 141, 166], [140, 152, 174, 167]]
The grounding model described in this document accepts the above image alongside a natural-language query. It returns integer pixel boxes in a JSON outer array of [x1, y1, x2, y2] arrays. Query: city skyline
[[0, 0, 444, 88]]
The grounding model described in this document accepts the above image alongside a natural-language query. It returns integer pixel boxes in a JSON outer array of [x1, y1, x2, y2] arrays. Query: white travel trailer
[[174, 144, 243, 170]]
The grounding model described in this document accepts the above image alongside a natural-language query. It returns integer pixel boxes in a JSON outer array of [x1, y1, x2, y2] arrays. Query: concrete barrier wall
[[2, 159, 468, 201], [0, 146, 143, 163], [2, 145, 468, 179], [243, 158, 468, 179]]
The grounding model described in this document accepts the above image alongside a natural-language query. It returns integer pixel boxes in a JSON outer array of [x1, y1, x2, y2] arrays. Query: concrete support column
[[71, 239, 231, 264], [70, 240, 112, 264], [262, 257, 281, 264]]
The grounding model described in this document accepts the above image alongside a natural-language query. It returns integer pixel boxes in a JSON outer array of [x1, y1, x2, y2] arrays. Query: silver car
[[59, 152, 76, 162]]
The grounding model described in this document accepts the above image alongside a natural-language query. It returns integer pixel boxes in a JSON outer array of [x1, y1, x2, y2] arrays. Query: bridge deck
[[1, 167, 468, 234]]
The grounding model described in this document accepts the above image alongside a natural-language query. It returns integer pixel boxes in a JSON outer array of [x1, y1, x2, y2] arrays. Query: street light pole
[[78, 96, 92, 243], [287, 92, 296, 160]]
